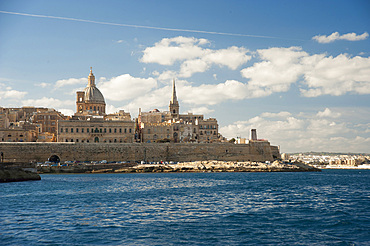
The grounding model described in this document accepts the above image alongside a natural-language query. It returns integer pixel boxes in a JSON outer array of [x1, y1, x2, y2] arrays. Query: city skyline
[[0, 0, 369, 152]]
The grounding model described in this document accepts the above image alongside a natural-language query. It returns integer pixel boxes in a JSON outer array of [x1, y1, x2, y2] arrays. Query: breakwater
[[0, 141, 280, 163]]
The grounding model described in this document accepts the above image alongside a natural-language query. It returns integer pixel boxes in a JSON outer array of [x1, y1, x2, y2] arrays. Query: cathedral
[[75, 67, 106, 116], [57, 68, 135, 143]]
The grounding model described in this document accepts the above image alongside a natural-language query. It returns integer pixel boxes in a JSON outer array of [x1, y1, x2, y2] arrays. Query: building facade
[[57, 68, 135, 143], [138, 79, 219, 143]]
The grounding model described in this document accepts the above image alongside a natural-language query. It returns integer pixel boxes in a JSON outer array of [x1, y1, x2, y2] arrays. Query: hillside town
[[0, 68, 226, 144], [281, 152, 370, 168]]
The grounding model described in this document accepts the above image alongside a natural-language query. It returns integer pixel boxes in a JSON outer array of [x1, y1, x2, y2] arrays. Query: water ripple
[[0, 171, 369, 245]]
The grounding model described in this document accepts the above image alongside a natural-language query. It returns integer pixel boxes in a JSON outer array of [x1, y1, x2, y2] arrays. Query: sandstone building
[[57, 68, 135, 143], [138, 80, 219, 143]]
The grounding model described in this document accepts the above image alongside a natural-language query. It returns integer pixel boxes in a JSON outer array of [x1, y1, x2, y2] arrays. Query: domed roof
[[84, 67, 105, 104], [84, 86, 105, 103]]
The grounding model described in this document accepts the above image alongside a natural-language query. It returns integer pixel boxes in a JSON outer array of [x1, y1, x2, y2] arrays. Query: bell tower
[[169, 79, 180, 119]]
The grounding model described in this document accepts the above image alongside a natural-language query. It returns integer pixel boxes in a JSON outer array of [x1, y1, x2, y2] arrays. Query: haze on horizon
[[0, 0, 369, 153]]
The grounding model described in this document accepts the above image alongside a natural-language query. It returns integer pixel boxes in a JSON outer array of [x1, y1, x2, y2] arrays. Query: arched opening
[[49, 155, 60, 163], [94, 137, 99, 143]]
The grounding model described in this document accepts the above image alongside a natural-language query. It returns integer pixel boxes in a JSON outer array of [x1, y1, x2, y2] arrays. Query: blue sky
[[0, 0, 369, 153]]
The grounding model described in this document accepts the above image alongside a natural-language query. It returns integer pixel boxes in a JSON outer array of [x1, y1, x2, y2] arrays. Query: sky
[[0, 0, 369, 153]]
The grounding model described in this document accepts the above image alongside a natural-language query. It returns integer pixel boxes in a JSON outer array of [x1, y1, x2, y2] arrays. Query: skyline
[[0, 0, 369, 153]]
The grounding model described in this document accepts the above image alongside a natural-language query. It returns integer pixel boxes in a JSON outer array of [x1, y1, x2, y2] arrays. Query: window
[[104, 128, 106, 133], [114, 139, 117, 143], [61, 128, 63, 133], [76, 139, 79, 142], [119, 128, 122, 133], [124, 128, 127, 133], [71, 128, 73, 133], [82, 128, 84, 133], [71, 139, 74, 142], [87, 128, 89, 133], [129, 128, 132, 133], [66, 128, 68, 133], [109, 128, 112, 133], [76, 128, 79, 133], [94, 106, 96, 111], [114, 129, 117, 133]]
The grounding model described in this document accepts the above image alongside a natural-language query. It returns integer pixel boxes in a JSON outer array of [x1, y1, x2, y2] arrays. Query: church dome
[[84, 86, 105, 103], [84, 67, 105, 104]]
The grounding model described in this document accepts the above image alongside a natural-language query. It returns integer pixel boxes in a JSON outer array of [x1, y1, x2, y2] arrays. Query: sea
[[1, 170, 369, 245]]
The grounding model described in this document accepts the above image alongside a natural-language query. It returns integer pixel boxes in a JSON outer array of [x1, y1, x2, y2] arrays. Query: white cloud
[[142, 36, 251, 78], [316, 108, 341, 118], [141, 36, 207, 65], [180, 80, 251, 105], [123, 85, 172, 114], [187, 107, 214, 115], [241, 47, 370, 97], [0, 84, 28, 99], [179, 59, 209, 78], [220, 108, 370, 153], [35, 82, 50, 88], [312, 31, 369, 43], [98, 74, 157, 101], [260, 111, 292, 118], [55, 78, 87, 88], [2, 90, 28, 99], [59, 108, 74, 116], [241, 47, 308, 94], [22, 97, 74, 108], [300, 54, 370, 97]]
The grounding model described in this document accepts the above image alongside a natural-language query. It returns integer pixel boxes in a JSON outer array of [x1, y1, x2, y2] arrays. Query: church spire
[[171, 79, 178, 104], [88, 67, 95, 87], [169, 79, 180, 119]]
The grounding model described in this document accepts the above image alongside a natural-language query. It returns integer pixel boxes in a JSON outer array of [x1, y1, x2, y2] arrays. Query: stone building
[[138, 79, 219, 143], [31, 109, 67, 135], [0, 128, 37, 142], [57, 118, 134, 143], [57, 68, 135, 143]]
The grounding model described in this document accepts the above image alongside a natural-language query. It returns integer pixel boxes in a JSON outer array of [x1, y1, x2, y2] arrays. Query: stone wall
[[0, 141, 280, 163]]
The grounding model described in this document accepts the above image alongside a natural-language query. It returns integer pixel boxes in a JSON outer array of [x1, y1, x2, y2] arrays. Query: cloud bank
[[220, 108, 370, 153], [312, 31, 369, 43]]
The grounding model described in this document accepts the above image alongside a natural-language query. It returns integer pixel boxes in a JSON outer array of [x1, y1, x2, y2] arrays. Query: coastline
[[0, 168, 41, 182], [38, 160, 321, 174]]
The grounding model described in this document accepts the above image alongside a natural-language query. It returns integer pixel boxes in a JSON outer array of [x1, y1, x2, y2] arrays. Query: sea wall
[[0, 141, 280, 163]]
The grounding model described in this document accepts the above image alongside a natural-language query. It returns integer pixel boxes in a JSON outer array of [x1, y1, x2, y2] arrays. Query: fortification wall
[[0, 142, 280, 163]]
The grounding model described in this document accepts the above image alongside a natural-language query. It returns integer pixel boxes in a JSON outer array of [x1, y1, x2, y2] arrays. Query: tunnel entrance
[[49, 155, 60, 163]]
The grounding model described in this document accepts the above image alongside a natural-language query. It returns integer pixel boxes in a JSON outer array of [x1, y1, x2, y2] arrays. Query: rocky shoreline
[[101, 160, 321, 173], [0, 168, 41, 183]]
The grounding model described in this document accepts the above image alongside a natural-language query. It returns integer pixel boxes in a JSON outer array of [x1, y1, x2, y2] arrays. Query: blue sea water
[[1, 170, 369, 245]]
